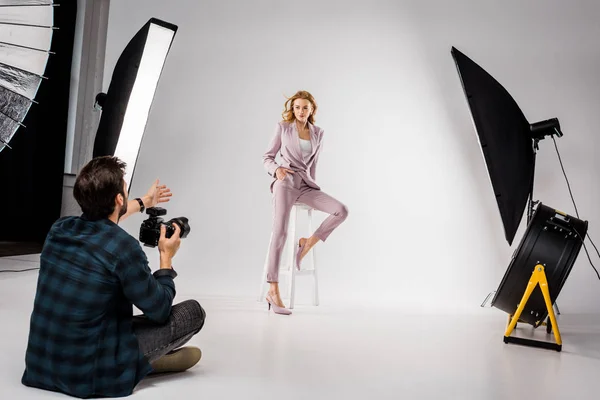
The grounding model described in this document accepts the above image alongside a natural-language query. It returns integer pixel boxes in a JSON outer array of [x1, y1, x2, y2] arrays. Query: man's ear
[[116, 193, 124, 206]]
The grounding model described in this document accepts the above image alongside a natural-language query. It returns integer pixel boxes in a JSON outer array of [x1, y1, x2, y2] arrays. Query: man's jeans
[[132, 300, 206, 363]]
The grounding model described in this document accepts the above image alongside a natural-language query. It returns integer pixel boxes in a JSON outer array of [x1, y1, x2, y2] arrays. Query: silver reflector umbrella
[[0, 0, 54, 152]]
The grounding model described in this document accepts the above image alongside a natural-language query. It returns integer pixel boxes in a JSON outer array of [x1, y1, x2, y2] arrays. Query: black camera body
[[139, 207, 190, 247]]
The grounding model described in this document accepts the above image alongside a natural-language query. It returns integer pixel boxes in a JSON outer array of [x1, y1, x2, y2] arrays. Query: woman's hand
[[276, 167, 295, 180]]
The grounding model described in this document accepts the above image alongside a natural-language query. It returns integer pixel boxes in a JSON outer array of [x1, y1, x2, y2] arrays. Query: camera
[[139, 207, 190, 247]]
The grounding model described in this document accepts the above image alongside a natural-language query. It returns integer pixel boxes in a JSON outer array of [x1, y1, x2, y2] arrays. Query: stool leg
[[312, 248, 319, 306], [308, 209, 319, 306], [288, 206, 297, 309], [307, 208, 313, 247], [307, 209, 319, 306], [258, 232, 272, 302]]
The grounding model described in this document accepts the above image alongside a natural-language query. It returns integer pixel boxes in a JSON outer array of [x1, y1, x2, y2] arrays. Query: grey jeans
[[132, 300, 206, 363]]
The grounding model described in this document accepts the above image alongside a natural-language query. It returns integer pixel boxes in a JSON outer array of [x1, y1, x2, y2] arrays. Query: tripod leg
[[540, 280, 562, 345], [504, 275, 538, 337]]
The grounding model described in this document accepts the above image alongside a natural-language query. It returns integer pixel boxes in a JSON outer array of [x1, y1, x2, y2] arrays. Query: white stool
[[258, 203, 319, 309]]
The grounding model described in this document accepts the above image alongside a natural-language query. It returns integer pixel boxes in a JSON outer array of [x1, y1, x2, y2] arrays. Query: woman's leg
[[296, 188, 349, 260], [266, 180, 298, 306]]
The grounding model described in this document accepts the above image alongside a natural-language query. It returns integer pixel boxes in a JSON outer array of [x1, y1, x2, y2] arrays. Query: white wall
[[103, 0, 600, 313]]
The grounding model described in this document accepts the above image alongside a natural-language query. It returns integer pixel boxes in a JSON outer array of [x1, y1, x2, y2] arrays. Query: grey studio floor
[[2, 255, 600, 400]]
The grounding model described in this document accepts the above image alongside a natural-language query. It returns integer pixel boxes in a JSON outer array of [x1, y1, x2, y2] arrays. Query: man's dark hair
[[73, 156, 127, 220]]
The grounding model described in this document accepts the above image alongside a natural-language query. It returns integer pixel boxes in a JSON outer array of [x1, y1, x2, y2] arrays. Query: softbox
[[93, 18, 178, 191], [451, 46, 534, 246]]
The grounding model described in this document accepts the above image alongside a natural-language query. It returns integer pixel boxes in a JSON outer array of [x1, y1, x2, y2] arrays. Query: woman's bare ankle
[[268, 283, 280, 297]]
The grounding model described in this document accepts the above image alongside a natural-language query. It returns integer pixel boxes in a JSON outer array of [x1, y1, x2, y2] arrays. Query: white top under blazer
[[299, 138, 312, 161]]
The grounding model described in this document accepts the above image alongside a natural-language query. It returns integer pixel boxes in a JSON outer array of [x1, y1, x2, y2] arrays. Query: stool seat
[[258, 203, 319, 309]]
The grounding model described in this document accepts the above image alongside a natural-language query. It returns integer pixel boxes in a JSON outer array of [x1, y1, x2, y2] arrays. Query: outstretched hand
[[144, 179, 172, 208]]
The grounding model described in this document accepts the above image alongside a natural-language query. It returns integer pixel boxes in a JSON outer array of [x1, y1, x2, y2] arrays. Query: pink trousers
[[266, 173, 348, 282]]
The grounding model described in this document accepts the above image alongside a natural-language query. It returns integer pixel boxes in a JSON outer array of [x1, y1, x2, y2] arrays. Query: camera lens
[[165, 217, 190, 239]]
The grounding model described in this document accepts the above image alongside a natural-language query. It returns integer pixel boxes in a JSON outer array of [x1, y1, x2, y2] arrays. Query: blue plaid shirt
[[21, 215, 177, 398]]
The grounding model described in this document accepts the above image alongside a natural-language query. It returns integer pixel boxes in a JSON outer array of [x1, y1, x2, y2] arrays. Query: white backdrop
[[103, 0, 600, 313]]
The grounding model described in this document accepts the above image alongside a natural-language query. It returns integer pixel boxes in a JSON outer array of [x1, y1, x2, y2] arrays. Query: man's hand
[[143, 179, 172, 208], [275, 167, 295, 180], [118, 179, 173, 223], [158, 223, 181, 269]]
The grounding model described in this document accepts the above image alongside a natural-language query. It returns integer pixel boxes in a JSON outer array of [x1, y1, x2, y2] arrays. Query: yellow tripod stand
[[503, 264, 562, 351]]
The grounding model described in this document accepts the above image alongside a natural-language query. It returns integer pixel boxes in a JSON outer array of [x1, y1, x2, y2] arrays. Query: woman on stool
[[262, 90, 349, 315]]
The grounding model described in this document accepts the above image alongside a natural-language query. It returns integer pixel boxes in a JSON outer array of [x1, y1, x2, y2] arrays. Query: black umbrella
[[0, 0, 55, 153]]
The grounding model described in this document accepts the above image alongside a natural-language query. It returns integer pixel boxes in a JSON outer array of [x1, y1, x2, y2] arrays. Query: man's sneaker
[[150, 346, 202, 374]]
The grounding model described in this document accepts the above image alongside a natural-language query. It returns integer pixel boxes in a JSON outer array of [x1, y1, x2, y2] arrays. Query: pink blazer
[[263, 120, 324, 192]]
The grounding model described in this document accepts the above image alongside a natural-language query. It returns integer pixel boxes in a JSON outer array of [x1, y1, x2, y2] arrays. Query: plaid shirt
[[21, 215, 177, 398]]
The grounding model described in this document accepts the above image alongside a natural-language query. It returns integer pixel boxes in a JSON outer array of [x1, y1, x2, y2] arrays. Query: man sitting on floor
[[21, 156, 206, 398]]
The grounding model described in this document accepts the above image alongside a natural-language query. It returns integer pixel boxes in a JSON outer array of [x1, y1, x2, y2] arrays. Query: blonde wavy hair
[[281, 90, 318, 124]]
